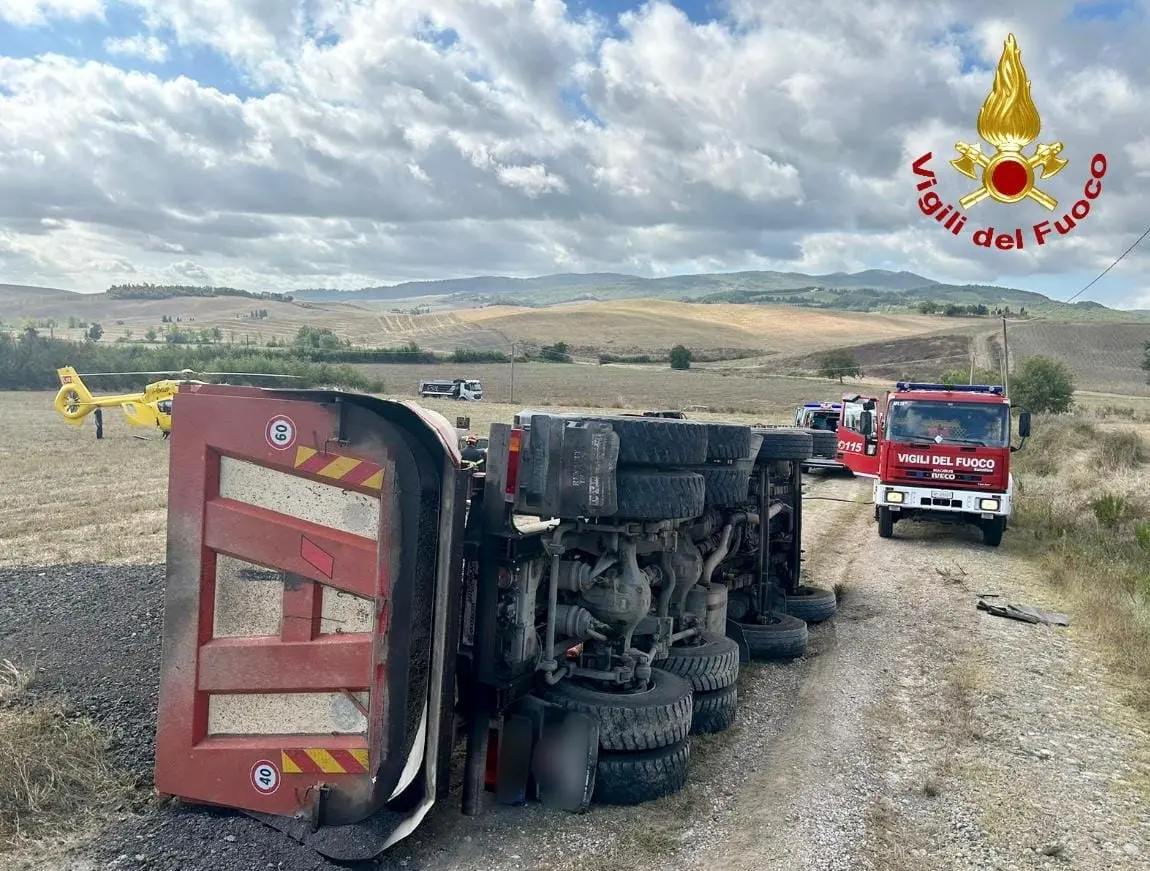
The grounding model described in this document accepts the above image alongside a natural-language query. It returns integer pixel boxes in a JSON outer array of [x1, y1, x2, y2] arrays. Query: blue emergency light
[[895, 382, 1004, 395], [802, 402, 842, 409]]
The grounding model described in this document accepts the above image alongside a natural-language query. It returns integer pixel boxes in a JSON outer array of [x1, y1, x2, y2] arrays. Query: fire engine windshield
[[886, 400, 1009, 448], [808, 412, 839, 431]]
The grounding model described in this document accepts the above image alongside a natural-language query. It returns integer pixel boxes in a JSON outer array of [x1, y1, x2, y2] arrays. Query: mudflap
[[516, 697, 598, 812], [244, 803, 420, 864], [726, 618, 751, 664]]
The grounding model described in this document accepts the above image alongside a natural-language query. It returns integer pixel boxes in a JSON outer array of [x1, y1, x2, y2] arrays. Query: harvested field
[[1005, 322, 1150, 396], [362, 361, 847, 417], [457, 299, 977, 355]]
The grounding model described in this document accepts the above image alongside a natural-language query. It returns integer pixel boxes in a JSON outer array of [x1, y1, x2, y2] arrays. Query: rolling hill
[[289, 270, 1145, 322]]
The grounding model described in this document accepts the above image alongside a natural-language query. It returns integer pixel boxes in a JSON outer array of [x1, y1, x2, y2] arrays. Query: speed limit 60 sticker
[[265, 415, 296, 451], [251, 760, 280, 794]]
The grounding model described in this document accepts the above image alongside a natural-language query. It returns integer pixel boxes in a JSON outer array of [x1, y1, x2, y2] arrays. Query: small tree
[[669, 345, 692, 370], [145, 327, 158, 342], [86, 322, 104, 342], [819, 350, 861, 384], [1010, 355, 1074, 414]]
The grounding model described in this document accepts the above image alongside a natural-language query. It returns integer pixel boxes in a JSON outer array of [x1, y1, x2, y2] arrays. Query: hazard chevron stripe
[[280, 747, 370, 775], [293, 447, 384, 491]]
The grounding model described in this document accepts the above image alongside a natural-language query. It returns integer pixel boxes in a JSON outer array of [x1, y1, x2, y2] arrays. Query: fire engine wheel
[[536, 668, 693, 752], [691, 682, 738, 735], [754, 427, 814, 462], [806, 429, 838, 459], [696, 465, 752, 507], [593, 740, 691, 806], [782, 585, 838, 624], [736, 611, 808, 661], [878, 507, 894, 538], [704, 423, 753, 461], [655, 631, 740, 692], [586, 415, 708, 466], [614, 469, 706, 521], [982, 516, 1005, 547]]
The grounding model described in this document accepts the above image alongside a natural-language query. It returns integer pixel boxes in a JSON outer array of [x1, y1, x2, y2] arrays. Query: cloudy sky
[[0, 1, 1147, 307]]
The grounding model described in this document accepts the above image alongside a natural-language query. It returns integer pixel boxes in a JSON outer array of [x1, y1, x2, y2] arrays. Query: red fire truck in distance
[[835, 382, 1031, 546]]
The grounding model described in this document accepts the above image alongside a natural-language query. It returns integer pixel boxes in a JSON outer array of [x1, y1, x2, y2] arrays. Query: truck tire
[[806, 429, 837, 459], [615, 469, 705, 521], [593, 740, 690, 806], [755, 428, 813, 461], [696, 465, 751, 507], [704, 423, 753, 461], [735, 611, 808, 661], [982, 516, 1005, 547], [655, 631, 739, 692], [586, 416, 708, 466], [536, 668, 693, 752], [783, 585, 837, 623], [878, 506, 894, 538], [691, 683, 737, 735]]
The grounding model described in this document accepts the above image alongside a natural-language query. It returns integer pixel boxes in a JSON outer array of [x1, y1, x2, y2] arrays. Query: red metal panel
[[197, 636, 372, 693], [204, 499, 377, 599], [281, 575, 322, 643], [156, 387, 394, 823]]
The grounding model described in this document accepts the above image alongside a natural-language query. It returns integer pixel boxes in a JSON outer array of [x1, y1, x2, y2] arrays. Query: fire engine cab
[[836, 382, 1031, 547]]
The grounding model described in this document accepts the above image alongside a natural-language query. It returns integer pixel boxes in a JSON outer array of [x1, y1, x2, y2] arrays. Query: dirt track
[[6, 474, 1150, 871]]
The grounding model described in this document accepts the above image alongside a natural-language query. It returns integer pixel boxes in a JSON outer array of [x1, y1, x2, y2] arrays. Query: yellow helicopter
[[53, 366, 299, 439]]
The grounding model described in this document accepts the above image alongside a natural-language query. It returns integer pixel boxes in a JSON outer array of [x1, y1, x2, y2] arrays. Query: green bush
[[1092, 493, 1129, 529], [1135, 521, 1150, 552], [670, 345, 692, 370], [1010, 356, 1074, 414]]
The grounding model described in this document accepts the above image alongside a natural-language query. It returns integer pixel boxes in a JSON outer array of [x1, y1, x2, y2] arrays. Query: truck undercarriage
[[153, 387, 829, 862]]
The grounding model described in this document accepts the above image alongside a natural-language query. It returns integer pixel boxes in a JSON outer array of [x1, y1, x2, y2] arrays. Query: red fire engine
[[835, 382, 1031, 546]]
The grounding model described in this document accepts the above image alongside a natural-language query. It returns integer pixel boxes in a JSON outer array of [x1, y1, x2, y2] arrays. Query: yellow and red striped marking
[[280, 748, 370, 775], [293, 447, 384, 491]]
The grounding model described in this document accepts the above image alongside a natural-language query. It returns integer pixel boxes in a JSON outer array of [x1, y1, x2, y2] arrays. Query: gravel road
[[3, 473, 1148, 871]]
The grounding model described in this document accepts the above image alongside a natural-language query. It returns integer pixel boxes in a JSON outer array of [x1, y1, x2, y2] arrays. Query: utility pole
[[509, 341, 516, 404], [1001, 316, 1010, 396]]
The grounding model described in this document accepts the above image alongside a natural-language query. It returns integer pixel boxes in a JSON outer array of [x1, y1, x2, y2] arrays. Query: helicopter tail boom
[[54, 367, 98, 423]]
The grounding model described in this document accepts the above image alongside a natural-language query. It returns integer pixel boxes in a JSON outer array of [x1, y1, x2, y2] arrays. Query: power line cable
[[1064, 224, 1150, 304]]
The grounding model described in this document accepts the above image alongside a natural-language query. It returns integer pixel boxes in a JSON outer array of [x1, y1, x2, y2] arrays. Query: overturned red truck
[[153, 385, 833, 862], [834, 382, 1031, 546]]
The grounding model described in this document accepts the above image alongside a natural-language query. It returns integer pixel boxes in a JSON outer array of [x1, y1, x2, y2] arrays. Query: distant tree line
[[107, 283, 293, 301], [0, 328, 382, 392], [916, 301, 1028, 317]]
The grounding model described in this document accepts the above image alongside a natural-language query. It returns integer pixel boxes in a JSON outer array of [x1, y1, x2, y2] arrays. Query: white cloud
[[0, 0, 1146, 304], [0, 0, 102, 27], [105, 34, 169, 64]]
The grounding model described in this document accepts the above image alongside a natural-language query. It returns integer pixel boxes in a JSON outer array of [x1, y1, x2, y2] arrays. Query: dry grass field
[[455, 299, 976, 355], [1006, 322, 1150, 396], [364, 361, 864, 415], [1011, 416, 1150, 708], [1, 286, 984, 357]]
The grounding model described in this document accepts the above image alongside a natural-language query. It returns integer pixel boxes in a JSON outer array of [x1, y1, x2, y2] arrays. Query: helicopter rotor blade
[[196, 372, 305, 378], [75, 370, 183, 376]]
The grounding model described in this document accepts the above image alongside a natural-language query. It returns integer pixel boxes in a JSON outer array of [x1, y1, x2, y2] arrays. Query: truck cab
[[420, 379, 484, 401], [794, 402, 846, 471], [865, 383, 1031, 546]]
